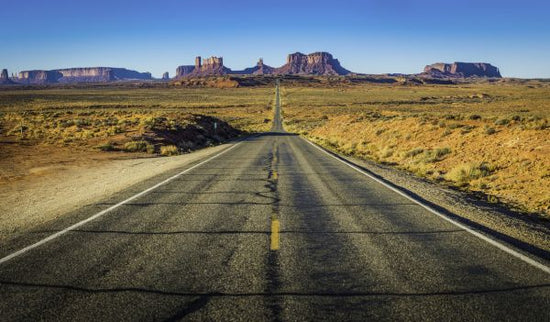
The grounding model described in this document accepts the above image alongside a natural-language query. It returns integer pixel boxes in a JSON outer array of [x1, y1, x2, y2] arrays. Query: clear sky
[[1, 0, 549, 78]]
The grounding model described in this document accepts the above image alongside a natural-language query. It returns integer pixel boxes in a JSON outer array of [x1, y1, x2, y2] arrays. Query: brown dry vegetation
[[0, 86, 273, 183], [282, 80, 550, 217]]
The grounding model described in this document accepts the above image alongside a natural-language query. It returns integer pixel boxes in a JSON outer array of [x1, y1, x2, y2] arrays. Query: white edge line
[[0, 141, 242, 265], [303, 137, 550, 274]]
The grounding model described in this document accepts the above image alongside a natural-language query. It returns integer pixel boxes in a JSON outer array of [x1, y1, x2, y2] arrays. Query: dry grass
[[160, 145, 179, 156], [282, 80, 550, 217], [0, 86, 274, 152]]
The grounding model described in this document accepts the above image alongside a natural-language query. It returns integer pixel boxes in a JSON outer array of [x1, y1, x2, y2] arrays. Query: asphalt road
[[0, 82, 549, 321]]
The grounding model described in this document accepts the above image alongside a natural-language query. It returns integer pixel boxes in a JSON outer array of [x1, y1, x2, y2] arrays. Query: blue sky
[[1, 0, 549, 78]]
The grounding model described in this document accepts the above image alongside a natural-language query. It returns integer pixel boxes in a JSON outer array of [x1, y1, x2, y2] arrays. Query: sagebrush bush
[[97, 142, 116, 151], [123, 140, 154, 153], [445, 162, 494, 185], [160, 145, 179, 156], [494, 118, 510, 126], [484, 126, 496, 135], [405, 148, 424, 158], [422, 147, 451, 163]]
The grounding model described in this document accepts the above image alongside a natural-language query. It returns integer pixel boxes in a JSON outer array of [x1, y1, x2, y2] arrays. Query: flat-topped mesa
[[17, 67, 152, 84], [18, 70, 62, 84], [176, 56, 231, 77], [424, 62, 502, 78], [275, 52, 351, 75]]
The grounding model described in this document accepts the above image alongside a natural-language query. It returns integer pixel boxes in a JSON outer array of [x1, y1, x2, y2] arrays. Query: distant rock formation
[[424, 62, 501, 78], [274, 52, 351, 76], [17, 70, 63, 84], [162, 72, 170, 80], [0, 69, 15, 84], [175, 56, 232, 78], [235, 58, 275, 75], [17, 67, 152, 84], [176, 52, 351, 78]]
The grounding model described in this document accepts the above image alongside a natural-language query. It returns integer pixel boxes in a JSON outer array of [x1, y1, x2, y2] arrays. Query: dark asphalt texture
[[0, 83, 549, 321]]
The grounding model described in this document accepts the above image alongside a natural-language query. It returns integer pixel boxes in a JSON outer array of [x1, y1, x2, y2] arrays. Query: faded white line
[[303, 137, 550, 274], [0, 142, 242, 265]]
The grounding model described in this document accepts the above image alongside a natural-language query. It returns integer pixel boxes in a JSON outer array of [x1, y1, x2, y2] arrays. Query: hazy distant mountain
[[16, 67, 152, 84]]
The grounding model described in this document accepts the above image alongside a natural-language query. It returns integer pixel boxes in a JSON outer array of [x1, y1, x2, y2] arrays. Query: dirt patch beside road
[[0, 143, 235, 242]]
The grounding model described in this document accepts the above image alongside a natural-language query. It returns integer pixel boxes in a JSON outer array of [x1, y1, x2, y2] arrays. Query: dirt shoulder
[[0, 143, 235, 243]]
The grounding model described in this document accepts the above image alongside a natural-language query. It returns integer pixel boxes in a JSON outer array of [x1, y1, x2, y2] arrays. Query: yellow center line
[[272, 170, 278, 180], [270, 215, 280, 251]]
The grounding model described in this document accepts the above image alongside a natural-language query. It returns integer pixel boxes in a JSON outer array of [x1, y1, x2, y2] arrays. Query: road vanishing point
[[1, 81, 549, 320]]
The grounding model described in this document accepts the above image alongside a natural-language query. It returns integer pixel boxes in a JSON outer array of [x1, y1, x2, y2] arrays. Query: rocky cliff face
[[162, 72, 170, 80], [274, 52, 351, 75], [176, 65, 196, 77], [424, 62, 501, 78], [17, 67, 152, 84]]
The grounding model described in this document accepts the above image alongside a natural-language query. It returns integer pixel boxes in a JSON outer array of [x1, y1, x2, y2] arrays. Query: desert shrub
[[107, 126, 125, 135], [375, 128, 386, 136], [460, 125, 476, 134], [445, 162, 495, 185], [160, 145, 179, 156], [422, 147, 451, 163], [532, 119, 549, 130], [484, 126, 496, 135], [448, 123, 464, 129], [123, 140, 154, 153], [140, 117, 156, 130], [405, 148, 424, 158], [469, 114, 482, 120], [494, 118, 510, 126], [97, 142, 116, 151], [379, 146, 394, 158], [487, 195, 499, 203]]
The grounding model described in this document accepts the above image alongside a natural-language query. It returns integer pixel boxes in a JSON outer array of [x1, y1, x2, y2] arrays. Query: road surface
[[0, 82, 549, 320]]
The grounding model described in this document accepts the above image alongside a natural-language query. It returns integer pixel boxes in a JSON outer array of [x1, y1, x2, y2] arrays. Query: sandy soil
[[0, 143, 233, 241]]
